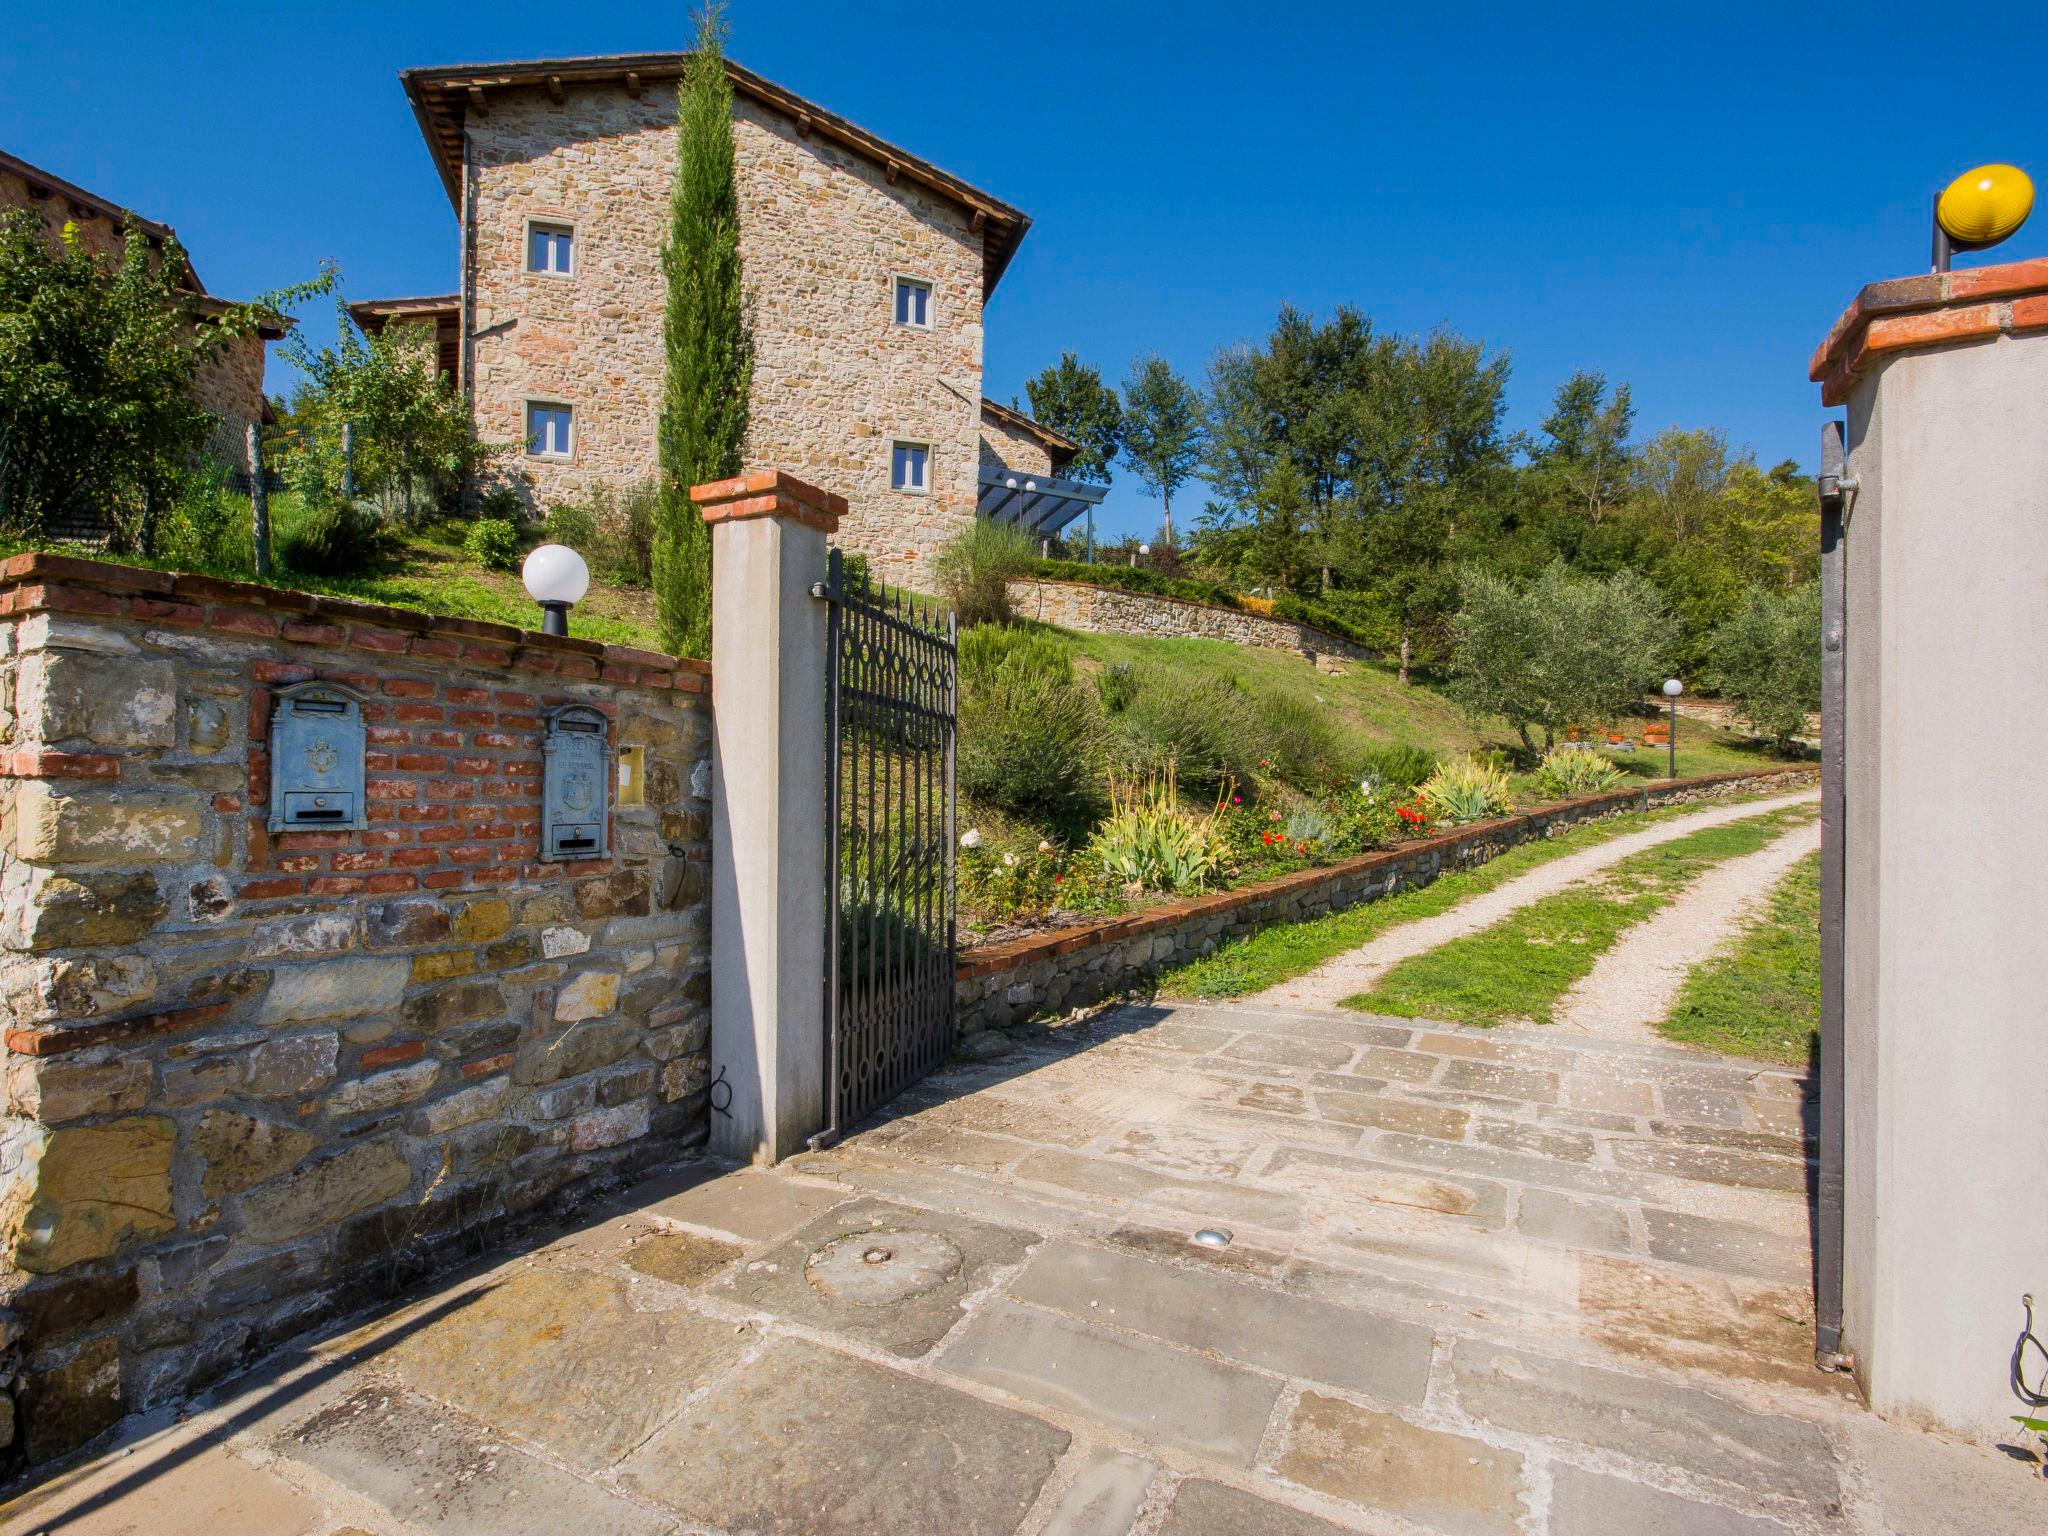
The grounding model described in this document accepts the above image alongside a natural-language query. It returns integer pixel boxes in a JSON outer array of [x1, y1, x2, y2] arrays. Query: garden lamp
[[1662, 678, 1683, 779], [522, 543, 590, 637], [1932, 163, 2034, 273]]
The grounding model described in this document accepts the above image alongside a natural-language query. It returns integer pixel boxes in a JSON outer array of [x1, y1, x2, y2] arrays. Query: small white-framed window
[[527, 221, 574, 276], [890, 440, 930, 493], [893, 276, 932, 329], [527, 402, 574, 459]]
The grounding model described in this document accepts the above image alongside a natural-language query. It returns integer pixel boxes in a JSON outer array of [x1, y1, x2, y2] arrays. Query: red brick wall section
[[0, 554, 711, 1467]]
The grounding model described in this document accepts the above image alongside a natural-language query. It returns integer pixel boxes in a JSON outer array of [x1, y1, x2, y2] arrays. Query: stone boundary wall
[[957, 768, 1818, 1037], [0, 554, 712, 1467], [1005, 578, 1373, 668]]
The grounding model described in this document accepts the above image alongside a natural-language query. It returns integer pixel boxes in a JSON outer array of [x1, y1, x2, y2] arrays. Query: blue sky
[[5, 2, 2043, 540]]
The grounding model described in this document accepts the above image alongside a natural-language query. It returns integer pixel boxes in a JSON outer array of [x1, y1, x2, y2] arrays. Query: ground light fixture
[[522, 543, 590, 637], [1931, 162, 2034, 272], [1662, 677, 1683, 779]]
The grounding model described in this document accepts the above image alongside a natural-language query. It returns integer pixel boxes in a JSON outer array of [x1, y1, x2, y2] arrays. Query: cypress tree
[[654, 5, 752, 659]]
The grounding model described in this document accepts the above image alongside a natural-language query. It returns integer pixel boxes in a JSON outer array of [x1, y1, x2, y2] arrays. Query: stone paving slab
[[1274, 1389, 1526, 1536], [619, 1164, 849, 1240], [1547, 1462, 1795, 1536], [1450, 1339, 1840, 1516], [1155, 1477, 1358, 1535], [716, 1195, 1037, 1357], [1008, 1240, 1435, 1406], [379, 1267, 749, 1471], [1036, 1449, 1156, 1535], [941, 1298, 1282, 1468], [0, 1434, 325, 1536], [618, 1335, 1069, 1534], [283, 1382, 673, 1536]]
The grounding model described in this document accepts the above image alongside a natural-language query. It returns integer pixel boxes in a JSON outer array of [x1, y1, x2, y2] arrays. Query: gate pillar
[[1810, 259, 2048, 1437], [696, 471, 845, 1164]]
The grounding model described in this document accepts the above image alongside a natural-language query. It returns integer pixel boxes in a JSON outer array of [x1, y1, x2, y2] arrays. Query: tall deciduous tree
[[1119, 354, 1205, 545], [654, 4, 752, 660], [283, 300, 483, 524], [1023, 352, 1121, 483], [1710, 582, 1820, 752], [0, 211, 324, 549]]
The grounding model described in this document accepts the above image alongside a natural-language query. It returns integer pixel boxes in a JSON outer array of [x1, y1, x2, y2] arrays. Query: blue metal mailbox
[[268, 681, 367, 832], [542, 704, 611, 860]]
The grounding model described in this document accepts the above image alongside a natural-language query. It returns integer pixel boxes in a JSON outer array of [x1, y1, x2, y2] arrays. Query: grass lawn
[[1346, 801, 1819, 1026], [1658, 850, 1821, 1065], [1158, 789, 1813, 1000]]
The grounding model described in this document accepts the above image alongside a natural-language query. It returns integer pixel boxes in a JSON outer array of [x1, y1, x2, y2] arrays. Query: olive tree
[[1448, 562, 1677, 753], [1710, 582, 1820, 752]]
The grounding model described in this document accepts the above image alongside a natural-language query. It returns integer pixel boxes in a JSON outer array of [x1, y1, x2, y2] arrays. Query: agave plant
[[1417, 757, 1515, 824], [1085, 765, 1226, 894], [1532, 747, 1627, 800]]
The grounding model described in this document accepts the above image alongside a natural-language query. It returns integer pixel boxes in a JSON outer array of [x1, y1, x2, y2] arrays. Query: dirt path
[[1251, 788, 1821, 1011], [1550, 815, 1822, 1043]]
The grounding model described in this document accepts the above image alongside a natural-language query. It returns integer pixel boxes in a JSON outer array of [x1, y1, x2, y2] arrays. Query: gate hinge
[[810, 581, 831, 600]]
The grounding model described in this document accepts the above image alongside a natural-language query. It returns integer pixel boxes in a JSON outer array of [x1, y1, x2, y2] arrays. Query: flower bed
[[955, 766, 1819, 1035]]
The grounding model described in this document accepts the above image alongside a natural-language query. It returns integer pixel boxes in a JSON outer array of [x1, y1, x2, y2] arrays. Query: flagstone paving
[[8, 998, 2048, 1534]]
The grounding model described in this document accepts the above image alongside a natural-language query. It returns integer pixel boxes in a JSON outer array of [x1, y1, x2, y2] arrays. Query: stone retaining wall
[[0, 555, 712, 1466], [1005, 578, 1374, 667], [957, 768, 1818, 1037]]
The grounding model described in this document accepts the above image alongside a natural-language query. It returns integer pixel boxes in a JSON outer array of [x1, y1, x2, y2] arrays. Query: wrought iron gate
[[813, 548, 958, 1143]]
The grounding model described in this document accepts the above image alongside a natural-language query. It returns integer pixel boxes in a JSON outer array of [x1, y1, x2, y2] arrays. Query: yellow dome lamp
[[1931, 163, 2035, 272]]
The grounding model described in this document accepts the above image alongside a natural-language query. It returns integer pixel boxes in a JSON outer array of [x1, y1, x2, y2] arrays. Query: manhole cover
[[805, 1229, 962, 1305]]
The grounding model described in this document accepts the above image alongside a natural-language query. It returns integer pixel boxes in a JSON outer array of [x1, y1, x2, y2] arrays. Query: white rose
[[1002, 852, 1018, 867], [960, 828, 983, 849]]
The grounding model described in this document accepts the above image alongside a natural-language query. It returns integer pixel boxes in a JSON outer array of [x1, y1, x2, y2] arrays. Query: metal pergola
[[977, 466, 1109, 553]]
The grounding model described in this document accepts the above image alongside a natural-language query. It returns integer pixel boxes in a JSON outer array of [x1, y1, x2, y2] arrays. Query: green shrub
[[1532, 748, 1626, 800], [464, 517, 523, 571], [155, 459, 255, 575], [841, 550, 872, 594], [959, 624, 1070, 685], [275, 497, 385, 577], [935, 519, 1035, 628], [1253, 692, 1348, 788], [1084, 769, 1226, 893], [1356, 741, 1437, 791], [1418, 756, 1514, 824], [1095, 662, 1139, 714], [1115, 667, 1256, 796], [545, 480, 655, 585], [1710, 582, 1820, 752], [958, 635, 1100, 828]]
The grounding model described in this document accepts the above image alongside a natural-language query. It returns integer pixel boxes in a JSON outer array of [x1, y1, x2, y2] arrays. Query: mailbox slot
[[542, 705, 611, 861], [268, 682, 367, 832]]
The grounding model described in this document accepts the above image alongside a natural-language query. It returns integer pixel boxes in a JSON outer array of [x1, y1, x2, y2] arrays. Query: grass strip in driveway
[[1657, 849, 1820, 1065], [1345, 803, 1818, 1027], [1159, 789, 1808, 1001]]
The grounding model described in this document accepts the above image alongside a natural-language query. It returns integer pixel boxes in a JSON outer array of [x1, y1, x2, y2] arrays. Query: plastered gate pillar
[[1811, 257, 2048, 1437], [696, 470, 846, 1164]]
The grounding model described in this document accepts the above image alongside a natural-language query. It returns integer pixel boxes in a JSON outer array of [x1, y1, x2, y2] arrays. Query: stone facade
[[460, 79, 1045, 590], [0, 154, 276, 513], [955, 769, 1818, 1040], [1006, 577, 1377, 667], [0, 554, 712, 1467], [978, 405, 1058, 476]]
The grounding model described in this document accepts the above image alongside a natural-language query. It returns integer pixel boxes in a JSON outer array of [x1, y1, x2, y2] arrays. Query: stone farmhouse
[[0, 149, 285, 509], [353, 52, 1107, 588]]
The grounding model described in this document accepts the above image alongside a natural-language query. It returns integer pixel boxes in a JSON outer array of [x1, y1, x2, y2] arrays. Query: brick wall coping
[[0, 551, 707, 694], [1809, 255, 2048, 405], [957, 767, 1811, 982], [691, 470, 844, 534], [1011, 576, 1370, 658]]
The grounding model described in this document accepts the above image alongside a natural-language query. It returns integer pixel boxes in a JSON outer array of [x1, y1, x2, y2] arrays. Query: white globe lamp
[[1660, 678, 1683, 778], [522, 544, 590, 637]]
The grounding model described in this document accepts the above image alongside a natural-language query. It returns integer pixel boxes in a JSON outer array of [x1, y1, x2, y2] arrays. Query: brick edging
[[956, 767, 1814, 982], [0, 552, 706, 693]]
